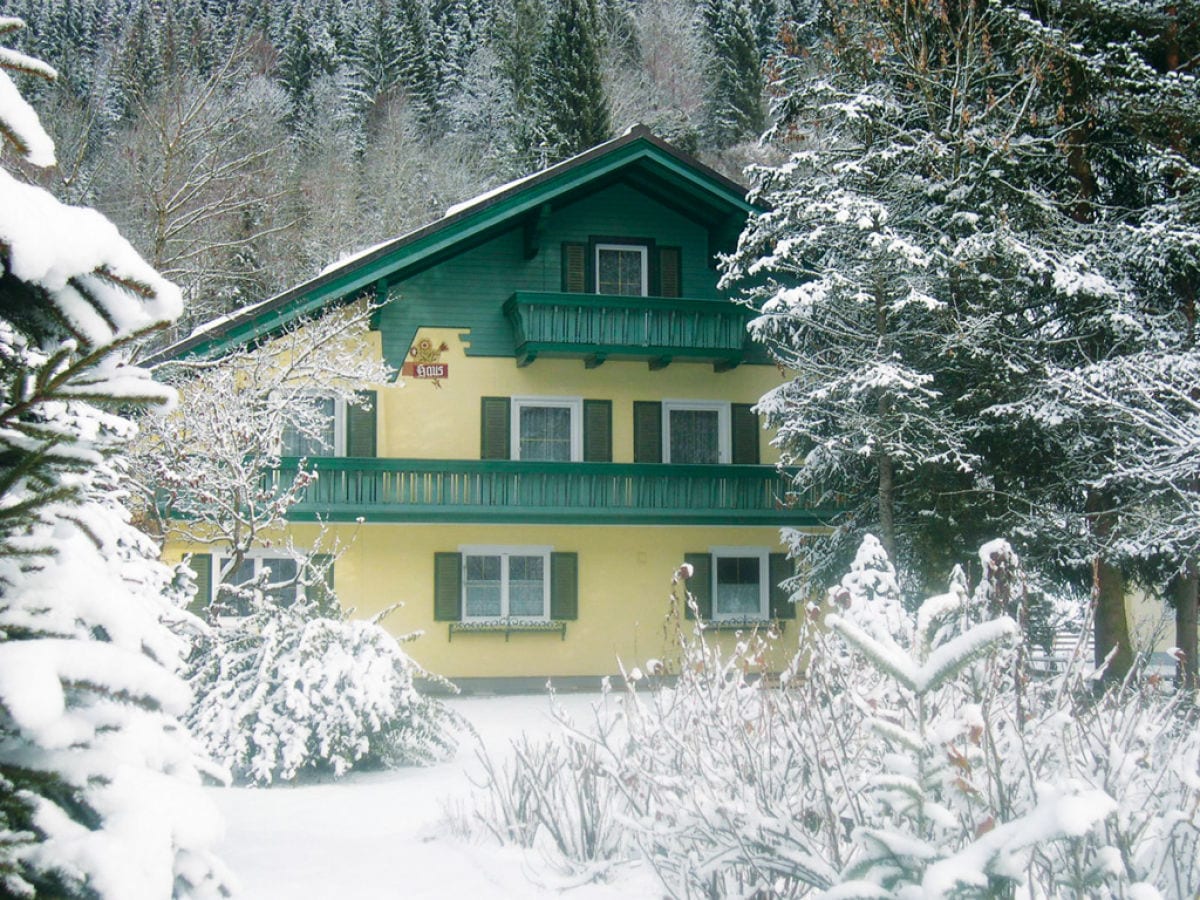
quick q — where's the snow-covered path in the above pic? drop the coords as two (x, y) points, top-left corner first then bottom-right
(209, 692), (659, 899)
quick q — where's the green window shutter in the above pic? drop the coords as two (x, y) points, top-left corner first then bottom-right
(562, 242), (587, 293)
(659, 246), (681, 298)
(769, 553), (796, 620)
(434, 552), (463, 621)
(186, 553), (212, 616)
(683, 553), (712, 620)
(731, 403), (760, 465)
(307, 553), (336, 614)
(480, 397), (511, 460)
(633, 401), (662, 463)
(550, 552), (579, 620)
(345, 390), (377, 458)
(583, 399), (612, 462)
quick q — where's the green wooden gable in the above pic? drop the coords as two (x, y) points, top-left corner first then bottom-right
(151, 126), (762, 369)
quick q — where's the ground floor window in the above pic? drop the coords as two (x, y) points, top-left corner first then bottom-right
(682, 548), (794, 622)
(434, 548), (578, 623)
(213, 554), (302, 615)
(711, 548), (769, 620)
(462, 546), (552, 620)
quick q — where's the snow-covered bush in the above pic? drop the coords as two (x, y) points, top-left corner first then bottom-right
(186, 574), (458, 785)
(0, 18), (231, 898)
(469, 539), (1200, 897)
(470, 695), (630, 874)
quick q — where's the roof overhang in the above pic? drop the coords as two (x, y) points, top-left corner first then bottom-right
(146, 126), (759, 364)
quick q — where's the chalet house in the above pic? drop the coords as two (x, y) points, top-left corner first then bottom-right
(160, 126), (831, 690)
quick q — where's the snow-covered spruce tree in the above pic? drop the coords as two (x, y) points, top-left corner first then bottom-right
(700, 0), (766, 148)
(726, 0), (1159, 607)
(134, 305), (460, 785)
(0, 18), (230, 898)
(533, 0), (612, 163)
(1014, 0), (1200, 683)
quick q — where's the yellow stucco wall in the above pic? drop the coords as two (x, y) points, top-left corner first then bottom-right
(170, 521), (802, 680)
(380, 327), (786, 463)
(163, 321), (808, 682)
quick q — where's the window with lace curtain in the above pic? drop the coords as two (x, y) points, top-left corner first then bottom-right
(595, 243), (648, 296)
(663, 400), (730, 464)
(512, 397), (582, 461)
(711, 548), (769, 620)
(461, 546), (551, 620)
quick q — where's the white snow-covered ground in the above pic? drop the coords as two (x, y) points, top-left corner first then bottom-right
(210, 691), (660, 899)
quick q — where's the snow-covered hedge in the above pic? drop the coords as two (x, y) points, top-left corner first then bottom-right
(470, 538), (1200, 897)
(187, 587), (458, 786)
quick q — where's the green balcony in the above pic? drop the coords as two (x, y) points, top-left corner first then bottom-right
(503, 291), (755, 369)
(270, 458), (831, 526)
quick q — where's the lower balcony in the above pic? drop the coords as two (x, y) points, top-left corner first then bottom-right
(270, 458), (830, 526)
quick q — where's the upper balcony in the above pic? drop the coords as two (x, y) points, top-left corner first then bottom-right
(271, 458), (831, 527)
(503, 291), (755, 370)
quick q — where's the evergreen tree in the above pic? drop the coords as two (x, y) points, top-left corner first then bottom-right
(701, 0), (765, 147)
(338, 2), (401, 150)
(726, 0), (1159, 626)
(491, 0), (548, 165)
(394, 0), (440, 128)
(0, 19), (230, 896)
(533, 0), (611, 162)
(1020, 0), (1200, 682)
(103, 0), (163, 123)
(278, 0), (319, 129)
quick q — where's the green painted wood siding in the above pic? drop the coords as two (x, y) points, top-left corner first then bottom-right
(376, 183), (727, 369)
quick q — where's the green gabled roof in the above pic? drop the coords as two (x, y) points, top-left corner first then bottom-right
(149, 125), (757, 364)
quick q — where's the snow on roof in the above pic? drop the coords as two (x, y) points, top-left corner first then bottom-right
(319, 237), (396, 277)
(441, 127), (652, 219)
(442, 168), (545, 219)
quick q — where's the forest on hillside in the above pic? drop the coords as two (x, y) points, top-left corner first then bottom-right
(0, 0), (802, 336)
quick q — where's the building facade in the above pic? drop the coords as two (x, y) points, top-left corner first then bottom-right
(163, 127), (832, 689)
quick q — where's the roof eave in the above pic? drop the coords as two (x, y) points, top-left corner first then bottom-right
(148, 127), (757, 365)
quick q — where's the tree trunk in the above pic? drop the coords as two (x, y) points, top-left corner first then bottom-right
(1092, 556), (1133, 681)
(1172, 561), (1199, 689)
(878, 448), (896, 564)
(1087, 491), (1133, 681)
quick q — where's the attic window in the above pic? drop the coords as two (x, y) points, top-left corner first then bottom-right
(595, 243), (647, 296)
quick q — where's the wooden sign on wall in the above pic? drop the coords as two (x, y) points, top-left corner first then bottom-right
(402, 338), (450, 387)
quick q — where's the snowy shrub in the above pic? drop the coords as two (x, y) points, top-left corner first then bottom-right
(469, 540), (1200, 898)
(0, 19), (231, 898)
(187, 580), (458, 785)
(471, 695), (630, 873)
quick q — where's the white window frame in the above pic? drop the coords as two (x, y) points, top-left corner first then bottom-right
(212, 550), (308, 613)
(662, 400), (731, 465)
(511, 396), (583, 461)
(709, 546), (770, 621)
(594, 242), (649, 297)
(459, 545), (553, 621)
(279, 393), (347, 457)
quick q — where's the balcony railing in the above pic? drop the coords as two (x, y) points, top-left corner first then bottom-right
(270, 458), (830, 526)
(503, 291), (754, 368)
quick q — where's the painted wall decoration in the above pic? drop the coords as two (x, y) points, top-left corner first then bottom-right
(402, 338), (450, 387)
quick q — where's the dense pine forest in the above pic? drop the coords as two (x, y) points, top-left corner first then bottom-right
(0, 0), (800, 335)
